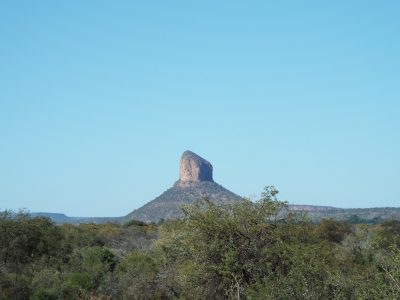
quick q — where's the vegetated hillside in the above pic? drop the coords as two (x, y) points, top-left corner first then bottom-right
(124, 150), (243, 223)
(124, 181), (243, 223)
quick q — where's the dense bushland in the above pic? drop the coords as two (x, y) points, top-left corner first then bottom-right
(1, 187), (400, 299)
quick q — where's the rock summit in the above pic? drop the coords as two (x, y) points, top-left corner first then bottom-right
(177, 150), (214, 187)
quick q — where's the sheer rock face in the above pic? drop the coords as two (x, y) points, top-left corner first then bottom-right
(177, 151), (213, 187)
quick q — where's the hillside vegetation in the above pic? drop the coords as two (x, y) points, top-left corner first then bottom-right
(1, 187), (400, 299)
(125, 181), (243, 223)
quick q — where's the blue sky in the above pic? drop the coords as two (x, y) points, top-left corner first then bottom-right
(1, 1), (399, 216)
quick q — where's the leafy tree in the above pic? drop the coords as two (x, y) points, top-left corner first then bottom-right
(115, 250), (162, 299)
(156, 187), (301, 298)
(374, 220), (400, 249)
(0, 210), (63, 299)
(315, 219), (352, 243)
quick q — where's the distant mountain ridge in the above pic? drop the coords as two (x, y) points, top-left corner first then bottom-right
(289, 205), (340, 212)
(289, 206), (400, 223)
(30, 212), (121, 225)
(31, 206), (400, 225)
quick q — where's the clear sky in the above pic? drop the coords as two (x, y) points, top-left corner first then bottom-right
(1, 1), (399, 216)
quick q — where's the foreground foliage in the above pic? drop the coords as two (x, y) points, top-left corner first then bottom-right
(1, 187), (400, 299)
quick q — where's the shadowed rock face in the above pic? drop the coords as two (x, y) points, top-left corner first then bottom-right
(177, 151), (213, 187)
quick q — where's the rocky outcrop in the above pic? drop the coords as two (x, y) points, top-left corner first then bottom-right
(177, 151), (213, 187)
(125, 150), (242, 223)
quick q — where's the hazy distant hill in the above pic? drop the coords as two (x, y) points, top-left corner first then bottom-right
(30, 212), (121, 225)
(289, 206), (400, 223)
(30, 205), (400, 225)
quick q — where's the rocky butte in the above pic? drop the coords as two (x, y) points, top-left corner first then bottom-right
(176, 150), (214, 187)
(125, 150), (243, 223)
